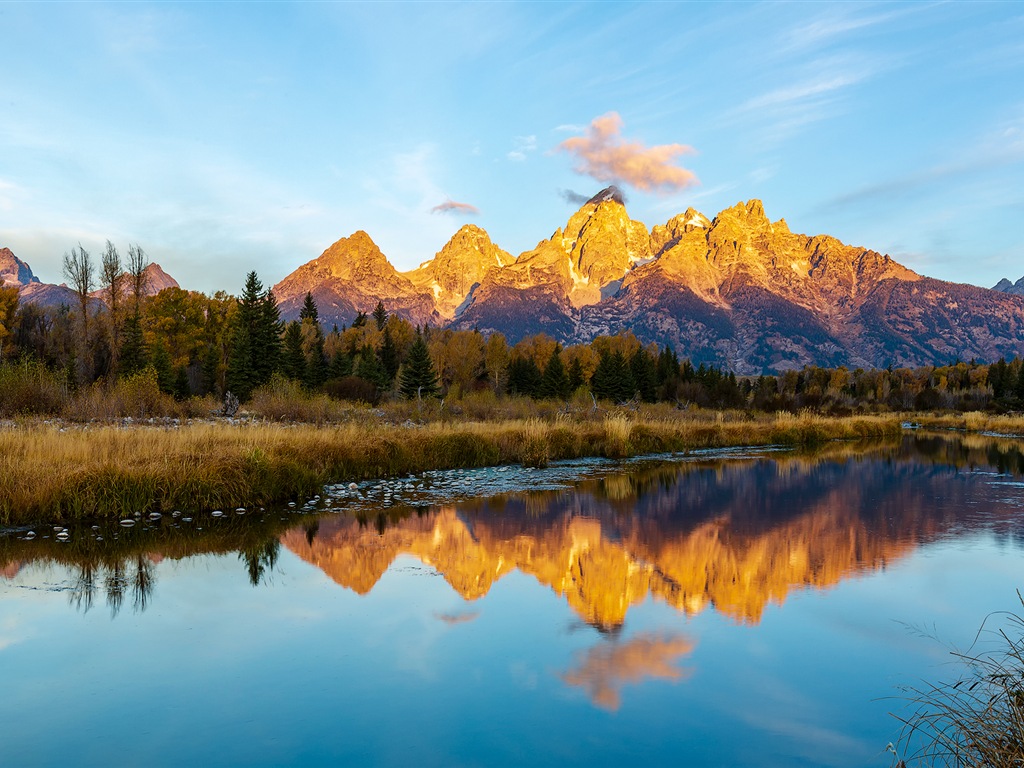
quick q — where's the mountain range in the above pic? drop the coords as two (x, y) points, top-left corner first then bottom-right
(272, 189), (1024, 373)
(4, 191), (1024, 373)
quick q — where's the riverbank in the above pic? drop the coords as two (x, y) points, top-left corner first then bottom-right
(0, 410), (907, 525)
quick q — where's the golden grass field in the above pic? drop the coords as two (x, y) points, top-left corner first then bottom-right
(0, 409), (906, 524)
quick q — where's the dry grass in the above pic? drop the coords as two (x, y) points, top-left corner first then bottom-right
(889, 593), (1024, 767)
(0, 412), (903, 524)
(914, 412), (1024, 437)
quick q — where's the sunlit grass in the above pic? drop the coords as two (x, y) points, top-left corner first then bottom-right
(0, 411), (903, 524)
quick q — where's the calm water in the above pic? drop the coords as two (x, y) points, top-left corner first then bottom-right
(2, 433), (1023, 767)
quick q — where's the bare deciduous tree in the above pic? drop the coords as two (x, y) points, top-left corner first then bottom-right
(101, 240), (123, 356)
(63, 243), (94, 337)
(126, 243), (149, 316)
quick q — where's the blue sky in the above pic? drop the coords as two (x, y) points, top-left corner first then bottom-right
(1, 1), (1021, 294)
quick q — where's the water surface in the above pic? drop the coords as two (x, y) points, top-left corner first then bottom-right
(2, 433), (1023, 767)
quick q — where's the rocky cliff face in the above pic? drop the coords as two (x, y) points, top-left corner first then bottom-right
(273, 230), (440, 328)
(994, 276), (1024, 296)
(405, 224), (514, 320)
(0, 248), (39, 288)
(272, 191), (1024, 370)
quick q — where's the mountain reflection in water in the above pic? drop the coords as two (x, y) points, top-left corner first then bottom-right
(282, 434), (1024, 629)
(3, 433), (1024, 627)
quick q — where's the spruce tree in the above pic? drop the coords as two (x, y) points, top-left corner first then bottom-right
(567, 356), (586, 392)
(151, 339), (174, 394)
(226, 321), (254, 400)
(329, 349), (353, 379)
(200, 342), (220, 395)
(507, 357), (543, 398)
(283, 321), (305, 381)
(118, 312), (147, 377)
(254, 289), (283, 383)
(372, 300), (388, 331)
(630, 347), (658, 402)
(378, 325), (400, 384)
(355, 344), (389, 391)
(172, 365), (191, 401)
(304, 324), (328, 389)
(299, 292), (319, 323)
(399, 331), (439, 398)
(225, 272), (282, 399)
(539, 346), (570, 400)
(591, 351), (634, 403)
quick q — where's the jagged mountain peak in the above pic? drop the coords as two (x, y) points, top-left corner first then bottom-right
(992, 276), (1024, 296)
(585, 185), (626, 206)
(407, 225), (514, 319)
(0, 247), (39, 288)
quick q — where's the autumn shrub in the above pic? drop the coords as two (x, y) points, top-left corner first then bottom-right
(0, 360), (67, 416)
(249, 375), (348, 423)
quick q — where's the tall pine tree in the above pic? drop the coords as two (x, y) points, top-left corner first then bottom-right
(539, 346), (570, 400)
(399, 330), (439, 398)
(225, 272), (282, 400)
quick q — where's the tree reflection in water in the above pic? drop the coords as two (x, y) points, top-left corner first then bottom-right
(68, 556), (155, 617)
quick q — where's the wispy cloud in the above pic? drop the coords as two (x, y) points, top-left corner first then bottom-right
(507, 134), (537, 162)
(818, 113), (1024, 211)
(738, 73), (865, 113)
(430, 199), (480, 215)
(434, 610), (479, 625)
(556, 112), (698, 193)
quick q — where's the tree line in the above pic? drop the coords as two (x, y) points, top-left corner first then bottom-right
(2, 250), (1024, 413)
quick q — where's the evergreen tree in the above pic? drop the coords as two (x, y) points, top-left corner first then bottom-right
(225, 272), (282, 399)
(225, 321), (254, 400)
(399, 331), (439, 398)
(299, 292), (319, 323)
(591, 351), (634, 402)
(538, 346), (571, 400)
(304, 324), (328, 389)
(151, 339), (174, 394)
(378, 325), (400, 383)
(283, 321), (305, 381)
(200, 342), (220, 396)
(254, 289), (283, 383)
(989, 358), (1010, 399)
(629, 347), (658, 402)
(329, 349), (353, 379)
(656, 345), (680, 386)
(172, 365), (191, 401)
(567, 356), (586, 392)
(507, 356), (543, 398)
(1016, 361), (1024, 402)
(118, 312), (147, 377)
(355, 344), (389, 391)
(372, 300), (388, 331)
(351, 311), (368, 328)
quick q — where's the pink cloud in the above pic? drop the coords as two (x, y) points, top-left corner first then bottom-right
(430, 199), (480, 215)
(557, 112), (698, 193)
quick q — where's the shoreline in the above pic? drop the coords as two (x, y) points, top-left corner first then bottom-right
(0, 411), (905, 525)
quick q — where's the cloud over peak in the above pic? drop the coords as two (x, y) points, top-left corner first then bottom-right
(556, 112), (698, 193)
(430, 199), (480, 216)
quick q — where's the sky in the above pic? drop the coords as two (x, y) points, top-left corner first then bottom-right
(1, 1), (1022, 295)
